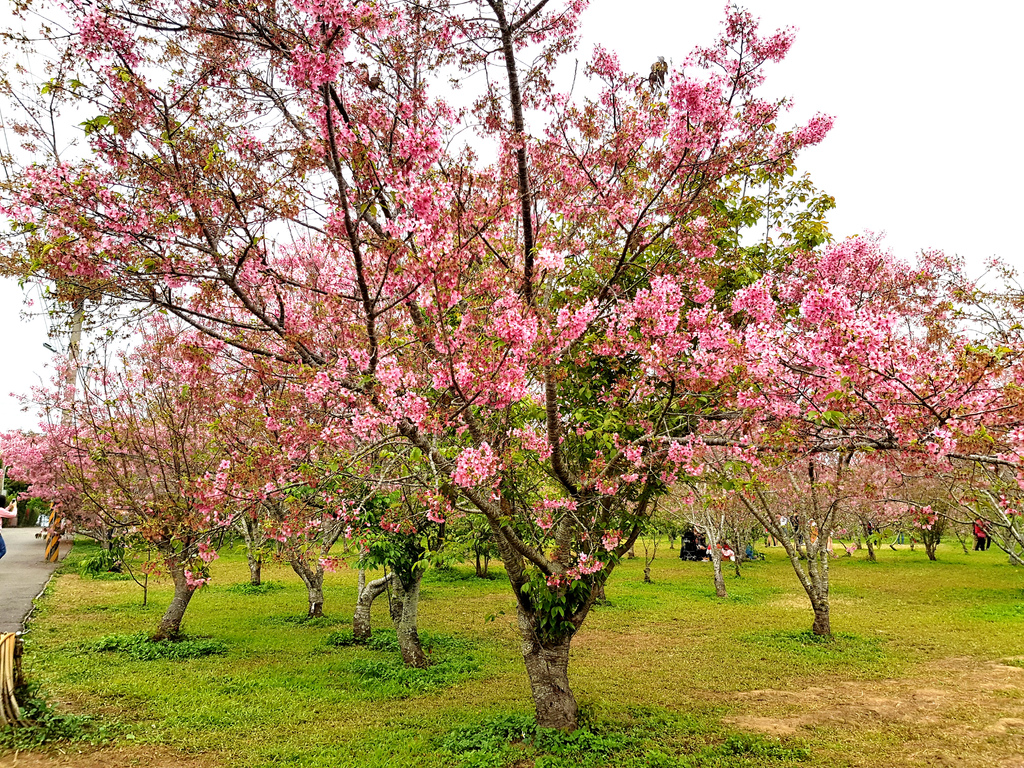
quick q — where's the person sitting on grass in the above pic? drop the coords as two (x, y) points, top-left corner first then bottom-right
(744, 543), (765, 561)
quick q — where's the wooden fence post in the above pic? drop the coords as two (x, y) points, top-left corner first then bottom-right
(0, 632), (25, 726)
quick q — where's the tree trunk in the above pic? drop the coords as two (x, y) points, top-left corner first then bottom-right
(811, 602), (831, 636)
(153, 560), (196, 640)
(354, 569), (393, 641)
(733, 530), (746, 562)
(307, 585), (325, 617)
(475, 548), (490, 578)
(711, 552), (728, 598)
(237, 514), (263, 585)
(864, 533), (876, 562)
(391, 569), (427, 668)
(247, 552), (262, 586)
(955, 530), (970, 555)
(740, 492), (833, 638)
(804, 558), (832, 637)
(518, 609), (578, 730)
(290, 557), (325, 617)
(762, 513), (832, 637)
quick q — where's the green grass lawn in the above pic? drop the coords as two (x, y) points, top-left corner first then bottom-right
(6, 539), (1024, 767)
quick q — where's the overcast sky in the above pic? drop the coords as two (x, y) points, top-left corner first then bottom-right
(2, 0), (1021, 431)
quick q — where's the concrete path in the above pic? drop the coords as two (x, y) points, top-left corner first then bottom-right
(0, 527), (62, 632)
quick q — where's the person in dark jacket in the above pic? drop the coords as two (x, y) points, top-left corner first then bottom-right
(680, 527), (699, 561)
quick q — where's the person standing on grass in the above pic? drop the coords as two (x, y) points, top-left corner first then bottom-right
(974, 519), (991, 551)
(0, 494), (18, 560)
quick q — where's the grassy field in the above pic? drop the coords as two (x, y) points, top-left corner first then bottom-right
(4, 539), (1024, 767)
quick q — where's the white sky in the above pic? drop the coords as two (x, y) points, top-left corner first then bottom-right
(2, 0), (1022, 431)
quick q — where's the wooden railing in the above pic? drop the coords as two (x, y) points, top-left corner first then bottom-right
(0, 632), (24, 726)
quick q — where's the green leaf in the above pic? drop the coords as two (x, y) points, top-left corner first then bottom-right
(81, 115), (112, 135)
(822, 410), (846, 427)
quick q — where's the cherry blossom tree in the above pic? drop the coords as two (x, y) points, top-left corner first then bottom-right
(932, 264), (1024, 565)
(3, 325), (234, 639)
(698, 236), (1024, 635)
(197, 361), (360, 618)
(352, 489), (450, 666)
(937, 455), (1024, 565)
(2, 0), (847, 728)
(235, 507), (271, 587)
(199, 363), (442, 657)
(660, 485), (745, 598)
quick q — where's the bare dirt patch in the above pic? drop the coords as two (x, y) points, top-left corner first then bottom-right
(723, 657), (1024, 767)
(0, 746), (218, 768)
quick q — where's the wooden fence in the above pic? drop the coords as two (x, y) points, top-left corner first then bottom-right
(0, 632), (24, 726)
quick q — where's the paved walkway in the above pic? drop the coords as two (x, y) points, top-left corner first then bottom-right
(0, 527), (63, 632)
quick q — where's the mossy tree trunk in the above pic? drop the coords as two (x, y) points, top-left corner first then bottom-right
(390, 567), (428, 668)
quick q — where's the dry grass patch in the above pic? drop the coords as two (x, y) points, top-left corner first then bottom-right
(723, 658), (1024, 767)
